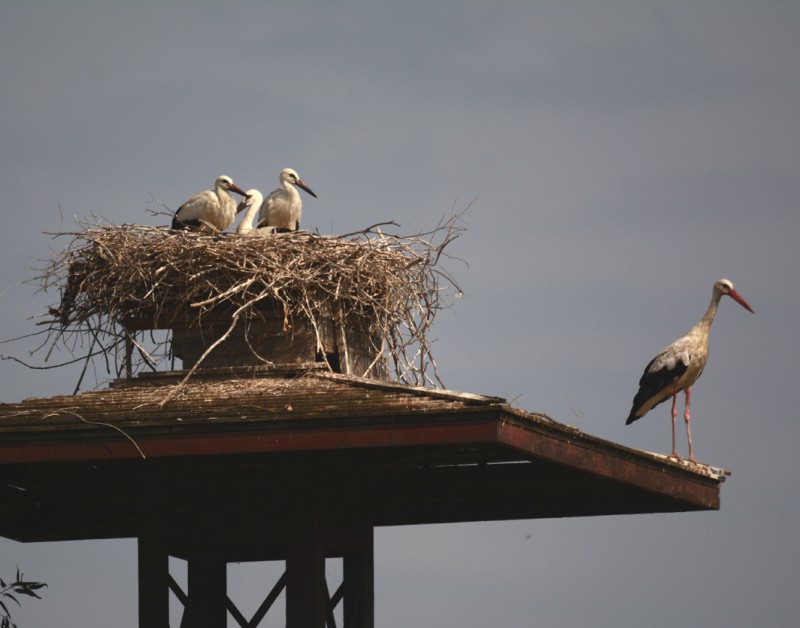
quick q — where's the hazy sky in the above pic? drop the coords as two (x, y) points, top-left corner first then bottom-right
(1, 2), (799, 626)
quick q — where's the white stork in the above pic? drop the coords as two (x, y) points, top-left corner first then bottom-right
(257, 168), (317, 232)
(171, 175), (247, 232)
(235, 190), (275, 236)
(626, 278), (754, 461)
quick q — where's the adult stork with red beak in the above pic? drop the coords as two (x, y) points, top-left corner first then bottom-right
(626, 278), (754, 461)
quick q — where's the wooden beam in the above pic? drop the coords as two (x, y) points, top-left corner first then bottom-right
(247, 571), (287, 628)
(0, 413), (499, 464)
(138, 531), (170, 628)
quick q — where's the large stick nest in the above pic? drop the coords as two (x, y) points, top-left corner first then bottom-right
(26, 216), (465, 393)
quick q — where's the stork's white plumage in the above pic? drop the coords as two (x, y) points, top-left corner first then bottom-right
(171, 175), (247, 232)
(257, 168), (317, 232)
(626, 278), (754, 461)
(235, 190), (275, 236)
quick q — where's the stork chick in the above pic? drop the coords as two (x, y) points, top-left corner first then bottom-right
(236, 190), (275, 236)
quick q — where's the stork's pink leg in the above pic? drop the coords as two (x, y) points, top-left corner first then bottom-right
(684, 387), (695, 461)
(670, 387), (679, 458)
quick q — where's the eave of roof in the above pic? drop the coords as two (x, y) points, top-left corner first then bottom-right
(0, 370), (727, 542)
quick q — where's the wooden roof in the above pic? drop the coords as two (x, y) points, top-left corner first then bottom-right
(0, 369), (726, 546)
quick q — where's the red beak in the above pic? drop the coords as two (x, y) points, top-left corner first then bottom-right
(729, 289), (754, 313)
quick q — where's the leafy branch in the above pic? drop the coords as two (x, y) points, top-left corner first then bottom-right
(1, 569), (47, 628)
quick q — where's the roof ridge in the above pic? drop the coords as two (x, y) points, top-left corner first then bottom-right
(109, 363), (325, 388)
(310, 371), (506, 405)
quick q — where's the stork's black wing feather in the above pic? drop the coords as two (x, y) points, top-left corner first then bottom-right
(171, 215), (201, 230)
(626, 350), (689, 424)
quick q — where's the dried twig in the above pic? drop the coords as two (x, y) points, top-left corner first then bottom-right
(43, 409), (146, 459)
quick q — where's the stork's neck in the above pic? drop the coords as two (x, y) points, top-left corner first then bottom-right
(698, 292), (723, 330)
(237, 202), (259, 234)
(283, 181), (301, 201)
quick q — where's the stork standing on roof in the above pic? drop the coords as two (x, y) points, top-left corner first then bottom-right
(257, 168), (317, 232)
(235, 189), (275, 236)
(626, 278), (754, 461)
(171, 175), (247, 232)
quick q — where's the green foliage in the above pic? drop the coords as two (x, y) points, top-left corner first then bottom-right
(0, 569), (46, 628)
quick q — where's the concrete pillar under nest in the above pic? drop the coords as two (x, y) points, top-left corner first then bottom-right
(121, 297), (389, 380)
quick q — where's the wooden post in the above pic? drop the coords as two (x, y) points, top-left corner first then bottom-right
(286, 507), (327, 628)
(343, 516), (375, 628)
(138, 531), (170, 628)
(181, 552), (227, 628)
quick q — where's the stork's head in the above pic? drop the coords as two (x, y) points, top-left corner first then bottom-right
(236, 189), (264, 214)
(216, 175), (247, 197)
(715, 278), (755, 313)
(280, 168), (317, 198)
